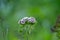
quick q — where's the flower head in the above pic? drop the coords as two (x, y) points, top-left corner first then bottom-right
(18, 19), (25, 25)
(28, 17), (36, 24)
(18, 17), (36, 24)
(23, 17), (28, 22)
(18, 17), (28, 25)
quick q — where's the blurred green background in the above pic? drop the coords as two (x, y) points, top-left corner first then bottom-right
(0, 0), (60, 40)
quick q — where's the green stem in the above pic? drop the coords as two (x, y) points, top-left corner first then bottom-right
(25, 24), (31, 40)
(26, 30), (29, 40)
(21, 24), (32, 40)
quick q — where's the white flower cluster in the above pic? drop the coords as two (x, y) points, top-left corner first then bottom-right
(18, 17), (36, 25)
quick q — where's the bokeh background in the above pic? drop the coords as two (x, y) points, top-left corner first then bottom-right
(0, 0), (60, 40)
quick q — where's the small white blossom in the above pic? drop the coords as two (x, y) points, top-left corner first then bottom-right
(18, 17), (28, 25)
(28, 17), (36, 23)
(23, 17), (28, 21)
(18, 19), (25, 24)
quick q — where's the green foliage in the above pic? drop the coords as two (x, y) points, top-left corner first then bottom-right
(0, 0), (60, 40)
